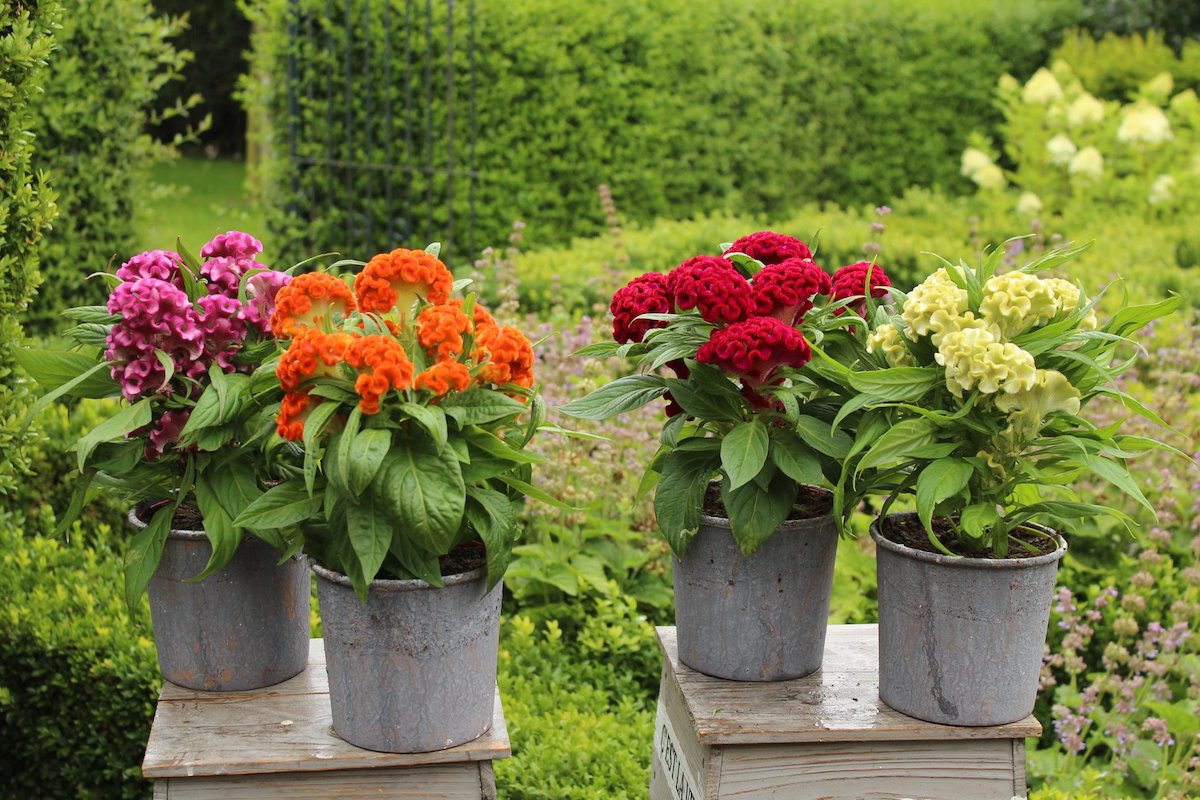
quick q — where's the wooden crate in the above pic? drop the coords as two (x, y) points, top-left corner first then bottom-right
(143, 639), (509, 799)
(650, 625), (1041, 800)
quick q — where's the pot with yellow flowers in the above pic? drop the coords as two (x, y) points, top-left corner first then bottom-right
(234, 244), (548, 753)
(837, 242), (1180, 726)
(564, 231), (894, 681)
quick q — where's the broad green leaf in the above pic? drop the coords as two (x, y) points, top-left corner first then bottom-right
(336, 406), (363, 486)
(654, 449), (718, 558)
(180, 373), (251, 440)
(378, 438), (465, 555)
(77, 399), (153, 471)
(496, 473), (573, 509)
(233, 482), (322, 529)
(347, 493), (392, 586)
(466, 486), (518, 590)
(558, 374), (667, 419)
(52, 470), (97, 537)
(388, 535), (444, 587)
(855, 418), (936, 474)
(15, 349), (118, 399)
(61, 305), (118, 324)
(1078, 454), (1156, 516)
(960, 503), (1000, 541)
(349, 428), (393, 495)
(665, 380), (743, 422)
(795, 415), (852, 459)
(468, 428), (543, 465)
(915, 458), (974, 532)
(770, 429), (824, 485)
(723, 469), (796, 556)
(303, 400), (342, 495)
(847, 366), (942, 402)
(192, 473), (241, 581)
(401, 402), (447, 449)
(124, 504), (173, 613)
(572, 340), (624, 358)
(21, 361), (111, 434)
(720, 420), (769, 489)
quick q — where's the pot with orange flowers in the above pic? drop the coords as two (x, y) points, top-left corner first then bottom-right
(563, 231), (893, 681)
(234, 243), (551, 753)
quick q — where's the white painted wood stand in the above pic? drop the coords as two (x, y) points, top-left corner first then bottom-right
(650, 625), (1041, 800)
(143, 639), (509, 799)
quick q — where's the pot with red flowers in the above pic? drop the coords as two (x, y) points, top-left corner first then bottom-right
(19, 231), (310, 692)
(563, 231), (893, 681)
(232, 244), (556, 753)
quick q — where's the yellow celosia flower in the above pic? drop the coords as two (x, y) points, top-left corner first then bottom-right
(1117, 104), (1173, 145)
(866, 323), (916, 367)
(1067, 93), (1105, 127)
(979, 271), (1057, 338)
(1046, 134), (1077, 166)
(1069, 146), (1104, 183)
(976, 449), (1006, 475)
(1042, 277), (1098, 330)
(1023, 68), (1064, 104)
(901, 268), (975, 345)
(935, 328), (1037, 398)
(995, 369), (1082, 436)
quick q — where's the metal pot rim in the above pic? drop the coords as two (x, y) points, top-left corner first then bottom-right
(870, 512), (1067, 569)
(310, 559), (485, 592)
(129, 502), (206, 537)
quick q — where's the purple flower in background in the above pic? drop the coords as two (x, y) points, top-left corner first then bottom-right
(201, 230), (263, 261)
(115, 250), (184, 287)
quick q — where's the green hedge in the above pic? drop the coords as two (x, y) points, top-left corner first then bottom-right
(23, 0), (190, 332)
(0, 3), (60, 501)
(245, 0), (1080, 264)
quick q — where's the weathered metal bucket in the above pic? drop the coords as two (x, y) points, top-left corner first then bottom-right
(872, 514), (1066, 726)
(134, 507), (310, 692)
(312, 562), (502, 753)
(673, 506), (839, 681)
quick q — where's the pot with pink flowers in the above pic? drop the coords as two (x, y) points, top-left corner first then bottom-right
(19, 231), (310, 691)
(564, 231), (893, 681)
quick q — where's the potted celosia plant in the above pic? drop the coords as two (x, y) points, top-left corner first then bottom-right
(839, 241), (1181, 726)
(19, 231), (309, 692)
(563, 231), (892, 681)
(234, 244), (546, 753)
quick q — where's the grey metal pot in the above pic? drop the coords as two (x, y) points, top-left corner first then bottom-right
(872, 513), (1067, 726)
(312, 562), (503, 753)
(133, 506), (310, 692)
(673, 505), (839, 681)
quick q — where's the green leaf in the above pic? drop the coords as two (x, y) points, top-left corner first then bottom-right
(855, 418), (936, 474)
(192, 473), (241, 581)
(348, 428), (392, 495)
(795, 415), (852, 459)
(466, 486), (518, 590)
(52, 470), (97, 537)
(847, 366), (942, 402)
(61, 305), (118, 324)
(664, 379), (743, 422)
(723, 469), (796, 556)
(302, 400), (342, 495)
(573, 341), (624, 358)
(124, 504), (173, 613)
(960, 503), (1000, 541)
(400, 402), (448, 449)
(654, 449), (718, 557)
(770, 429), (824, 485)
(468, 428), (543, 465)
(233, 482), (322, 529)
(346, 493), (393, 588)
(558, 374), (667, 419)
(77, 399), (153, 471)
(153, 350), (176, 393)
(21, 361), (111, 435)
(439, 388), (528, 428)
(720, 419), (769, 489)
(915, 458), (974, 532)
(496, 473), (574, 510)
(1078, 454), (1156, 516)
(388, 535), (444, 587)
(15, 349), (117, 399)
(378, 438), (465, 555)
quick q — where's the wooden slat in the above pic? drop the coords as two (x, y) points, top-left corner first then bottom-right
(657, 626), (1042, 746)
(161, 763), (485, 799)
(144, 639), (510, 778)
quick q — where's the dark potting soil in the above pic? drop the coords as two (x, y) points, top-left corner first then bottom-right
(438, 540), (488, 577)
(881, 515), (1059, 559)
(135, 500), (205, 531)
(702, 482), (833, 521)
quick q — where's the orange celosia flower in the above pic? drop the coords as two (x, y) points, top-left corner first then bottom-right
(416, 301), (473, 361)
(277, 390), (314, 441)
(344, 335), (414, 414)
(353, 248), (453, 317)
(276, 329), (353, 392)
(269, 273), (357, 338)
(415, 360), (472, 398)
(472, 301), (496, 331)
(476, 325), (535, 390)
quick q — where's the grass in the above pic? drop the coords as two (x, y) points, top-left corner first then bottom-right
(134, 157), (265, 253)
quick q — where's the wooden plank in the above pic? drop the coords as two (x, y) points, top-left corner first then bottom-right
(144, 638), (510, 778)
(1012, 738), (1028, 797)
(715, 738), (1021, 800)
(656, 626), (1042, 746)
(159, 762), (487, 799)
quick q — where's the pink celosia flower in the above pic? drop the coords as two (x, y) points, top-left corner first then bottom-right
(752, 258), (832, 325)
(146, 409), (191, 459)
(115, 250), (184, 286)
(723, 231), (812, 266)
(243, 270), (293, 335)
(105, 278), (205, 400)
(668, 256), (759, 325)
(201, 230), (263, 261)
(201, 256), (263, 298)
(197, 294), (249, 371)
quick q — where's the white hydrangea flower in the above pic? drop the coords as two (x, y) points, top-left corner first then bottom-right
(1170, 89), (1198, 113)
(961, 147), (993, 178)
(1016, 192), (1043, 217)
(1118, 104), (1173, 145)
(1046, 134), (1077, 166)
(997, 74), (1021, 95)
(1143, 72), (1174, 105)
(1067, 93), (1105, 127)
(1069, 146), (1104, 182)
(1148, 174), (1176, 206)
(972, 164), (1006, 190)
(1023, 68), (1063, 104)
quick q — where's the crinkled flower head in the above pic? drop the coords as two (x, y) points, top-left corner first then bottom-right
(415, 360), (472, 398)
(723, 231), (812, 266)
(201, 256), (268, 299)
(696, 316), (812, 391)
(345, 335), (415, 414)
(668, 256), (759, 325)
(277, 329), (354, 392)
(1023, 68), (1063, 104)
(243, 270), (292, 335)
(196, 293), (249, 371)
(354, 248), (453, 317)
(277, 390), (315, 441)
(417, 301), (474, 361)
(1042, 277), (1098, 331)
(961, 148), (993, 179)
(1069, 146), (1104, 182)
(270, 272), (357, 337)
(935, 328), (1037, 398)
(900, 268), (984, 346)
(995, 368), (1081, 437)
(1067, 93), (1105, 127)
(146, 409), (191, 459)
(866, 323), (916, 367)
(476, 325), (535, 392)
(830, 262), (891, 315)
(979, 271), (1057, 339)
(105, 278), (205, 401)
(201, 230), (263, 261)
(116, 250), (185, 286)
(1046, 134), (1077, 166)
(1118, 104), (1172, 145)
(752, 258), (831, 326)
(610, 272), (672, 344)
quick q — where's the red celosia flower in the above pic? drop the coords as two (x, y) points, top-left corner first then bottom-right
(417, 301), (473, 361)
(415, 360), (472, 397)
(610, 272), (672, 344)
(277, 390), (315, 441)
(269, 272), (357, 338)
(723, 231), (812, 266)
(345, 335), (415, 414)
(354, 248), (453, 317)
(668, 256), (759, 325)
(476, 325), (535, 391)
(752, 258), (832, 326)
(276, 329), (353, 392)
(663, 359), (689, 418)
(696, 317), (812, 391)
(830, 261), (891, 316)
